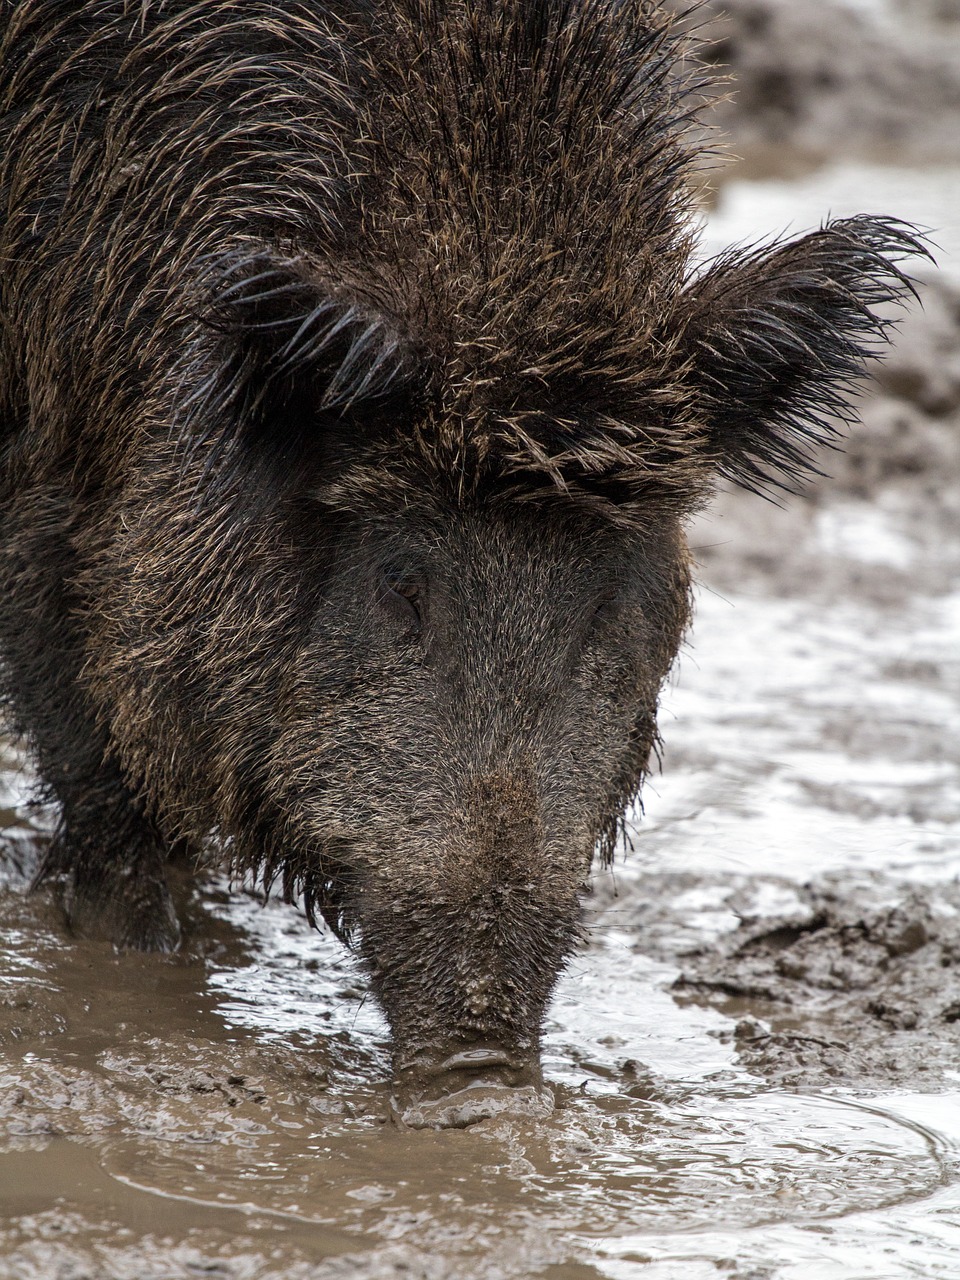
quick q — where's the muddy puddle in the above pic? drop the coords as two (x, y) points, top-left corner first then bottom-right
(4, 82), (960, 1280)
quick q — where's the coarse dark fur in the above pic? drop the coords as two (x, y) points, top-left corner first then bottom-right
(0, 0), (926, 1081)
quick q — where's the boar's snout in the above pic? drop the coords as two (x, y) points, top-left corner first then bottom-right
(354, 771), (587, 1109)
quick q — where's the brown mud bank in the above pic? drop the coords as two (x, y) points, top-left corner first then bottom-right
(691, 0), (960, 173)
(676, 885), (960, 1091)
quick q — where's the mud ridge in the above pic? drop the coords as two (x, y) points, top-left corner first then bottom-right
(675, 882), (960, 1090)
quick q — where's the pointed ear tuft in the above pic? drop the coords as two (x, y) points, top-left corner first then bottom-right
(174, 248), (414, 487)
(678, 216), (931, 495)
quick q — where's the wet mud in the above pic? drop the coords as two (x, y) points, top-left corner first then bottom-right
(3, 3), (960, 1277)
(694, 0), (960, 171)
(2, 816), (959, 1279)
(676, 887), (960, 1090)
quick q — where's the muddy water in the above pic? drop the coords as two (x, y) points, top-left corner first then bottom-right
(2, 173), (960, 1277)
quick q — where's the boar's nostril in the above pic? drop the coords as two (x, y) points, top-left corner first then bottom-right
(395, 1039), (543, 1095)
(431, 1047), (516, 1075)
(395, 1043), (521, 1079)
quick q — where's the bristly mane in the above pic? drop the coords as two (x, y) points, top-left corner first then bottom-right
(353, 0), (721, 515)
(359, 0), (706, 390)
(2, 1), (921, 517)
(169, 0), (924, 520)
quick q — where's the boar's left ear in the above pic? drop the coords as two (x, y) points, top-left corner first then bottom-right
(677, 216), (930, 495)
(182, 248), (411, 470)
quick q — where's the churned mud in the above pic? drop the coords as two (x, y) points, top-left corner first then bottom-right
(3, 5), (960, 1277)
(676, 886), (960, 1090)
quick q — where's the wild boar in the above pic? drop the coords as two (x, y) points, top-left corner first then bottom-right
(0, 0), (923, 1116)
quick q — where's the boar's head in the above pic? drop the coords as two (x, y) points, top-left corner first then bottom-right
(268, 461), (693, 1094)
(83, 0), (924, 1114)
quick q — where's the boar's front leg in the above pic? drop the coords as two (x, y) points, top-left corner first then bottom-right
(41, 759), (181, 953)
(1, 481), (180, 951)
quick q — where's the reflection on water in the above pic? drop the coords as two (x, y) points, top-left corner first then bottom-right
(590, 1099), (960, 1280)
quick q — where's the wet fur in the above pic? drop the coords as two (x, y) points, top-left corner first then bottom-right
(0, 1), (925, 1066)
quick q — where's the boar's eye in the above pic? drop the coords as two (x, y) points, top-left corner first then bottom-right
(592, 586), (620, 625)
(378, 570), (422, 638)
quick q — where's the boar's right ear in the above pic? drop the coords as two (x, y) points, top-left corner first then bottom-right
(677, 216), (929, 495)
(182, 249), (411, 470)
